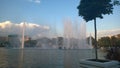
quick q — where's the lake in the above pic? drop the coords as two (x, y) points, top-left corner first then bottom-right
(0, 48), (106, 68)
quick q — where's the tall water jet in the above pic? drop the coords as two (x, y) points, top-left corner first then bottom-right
(21, 22), (25, 49)
(63, 19), (73, 49)
(63, 19), (91, 49)
(89, 34), (93, 48)
(78, 20), (88, 49)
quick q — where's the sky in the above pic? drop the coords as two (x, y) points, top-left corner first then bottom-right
(0, 0), (120, 38)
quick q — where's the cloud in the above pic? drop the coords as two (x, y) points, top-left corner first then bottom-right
(29, 0), (40, 4)
(87, 29), (120, 38)
(34, 0), (40, 3)
(97, 29), (120, 37)
(0, 21), (50, 39)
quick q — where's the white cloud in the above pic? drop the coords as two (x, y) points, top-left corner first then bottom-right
(97, 29), (120, 37)
(29, 0), (40, 4)
(0, 21), (50, 39)
(34, 0), (40, 3)
(87, 29), (120, 38)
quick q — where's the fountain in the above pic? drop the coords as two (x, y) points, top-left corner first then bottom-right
(0, 21), (110, 68)
(89, 34), (93, 49)
(3, 20), (92, 49)
(22, 19), (92, 49)
(63, 19), (92, 49)
(21, 22), (25, 49)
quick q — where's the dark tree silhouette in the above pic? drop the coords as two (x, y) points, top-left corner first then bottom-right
(77, 0), (120, 60)
(98, 36), (111, 47)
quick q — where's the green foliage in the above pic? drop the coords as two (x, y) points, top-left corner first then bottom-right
(98, 37), (111, 47)
(77, 0), (120, 60)
(98, 35), (120, 61)
(106, 47), (120, 61)
(113, 0), (120, 5)
(77, 0), (115, 22)
(98, 34), (120, 48)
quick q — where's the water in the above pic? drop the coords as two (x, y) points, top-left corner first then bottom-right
(0, 20), (105, 68)
(0, 48), (106, 68)
(63, 19), (92, 49)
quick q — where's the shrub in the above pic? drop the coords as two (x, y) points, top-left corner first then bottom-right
(105, 47), (120, 61)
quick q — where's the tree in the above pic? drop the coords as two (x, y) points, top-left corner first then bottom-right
(77, 0), (120, 60)
(117, 34), (120, 38)
(110, 35), (120, 47)
(111, 36), (117, 46)
(97, 34), (120, 48)
(98, 36), (111, 47)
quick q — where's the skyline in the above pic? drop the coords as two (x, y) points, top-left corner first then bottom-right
(0, 0), (120, 38)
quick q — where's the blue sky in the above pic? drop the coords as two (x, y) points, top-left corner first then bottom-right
(0, 0), (79, 23)
(0, 0), (120, 37)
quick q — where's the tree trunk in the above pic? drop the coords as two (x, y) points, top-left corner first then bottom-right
(94, 18), (98, 60)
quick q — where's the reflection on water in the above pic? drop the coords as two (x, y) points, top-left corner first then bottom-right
(0, 48), (8, 68)
(0, 48), (106, 68)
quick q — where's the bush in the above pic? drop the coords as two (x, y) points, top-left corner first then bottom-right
(105, 47), (120, 61)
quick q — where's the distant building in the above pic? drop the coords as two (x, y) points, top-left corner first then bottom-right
(8, 34), (21, 48)
(36, 37), (52, 49)
(57, 37), (63, 49)
(0, 36), (8, 42)
(0, 36), (8, 47)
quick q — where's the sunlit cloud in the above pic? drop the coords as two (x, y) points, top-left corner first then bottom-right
(0, 21), (12, 29)
(97, 29), (120, 37)
(0, 21), (50, 39)
(87, 29), (120, 38)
